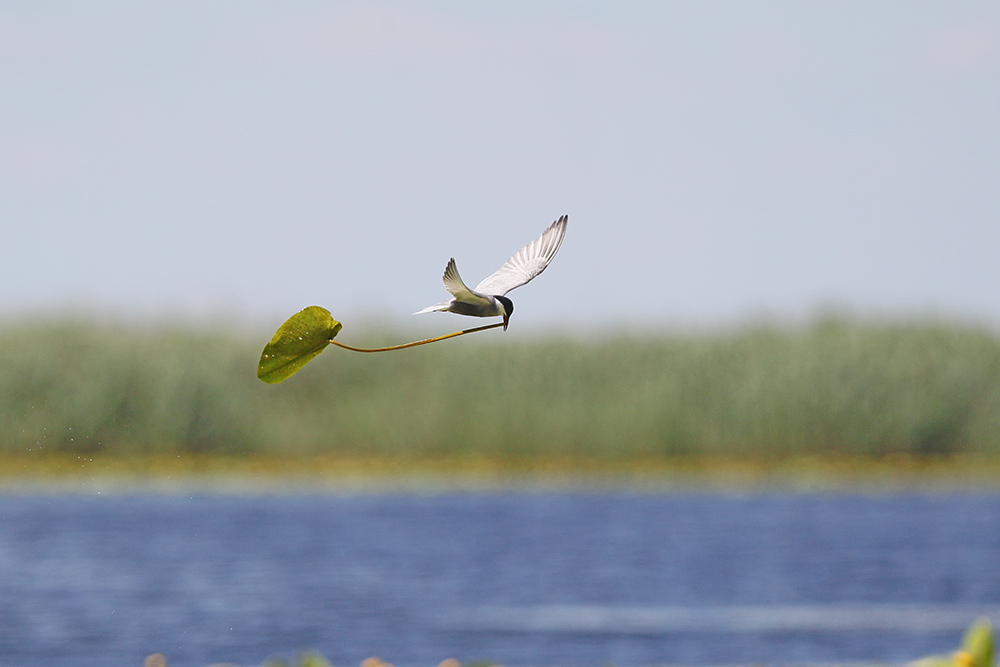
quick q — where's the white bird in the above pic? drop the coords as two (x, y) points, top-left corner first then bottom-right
(414, 215), (568, 330)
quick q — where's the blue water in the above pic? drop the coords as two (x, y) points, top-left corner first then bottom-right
(1, 492), (999, 667)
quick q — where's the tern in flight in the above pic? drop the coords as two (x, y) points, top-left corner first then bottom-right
(414, 215), (568, 330)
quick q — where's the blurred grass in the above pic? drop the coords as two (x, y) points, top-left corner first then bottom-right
(2, 316), (1000, 466)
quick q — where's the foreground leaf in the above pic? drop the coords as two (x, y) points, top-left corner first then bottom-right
(257, 306), (342, 383)
(911, 618), (995, 667)
(961, 617), (994, 667)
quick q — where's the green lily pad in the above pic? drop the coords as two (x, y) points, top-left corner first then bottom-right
(257, 306), (342, 383)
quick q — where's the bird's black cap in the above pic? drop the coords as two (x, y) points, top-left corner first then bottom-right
(496, 295), (514, 330)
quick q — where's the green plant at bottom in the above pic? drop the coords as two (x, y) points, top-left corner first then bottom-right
(912, 618), (995, 667)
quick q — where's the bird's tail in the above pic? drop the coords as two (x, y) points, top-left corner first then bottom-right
(412, 301), (451, 315)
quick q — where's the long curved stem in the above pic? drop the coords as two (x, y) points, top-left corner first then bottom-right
(329, 321), (504, 353)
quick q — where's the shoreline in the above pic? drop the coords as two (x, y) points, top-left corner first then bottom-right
(2, 453), (1000, 495)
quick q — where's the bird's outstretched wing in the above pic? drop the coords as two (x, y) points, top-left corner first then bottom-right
(412, 259), (493, 314)
(442, 258), (493, 306)
(473, 215), (568, 297)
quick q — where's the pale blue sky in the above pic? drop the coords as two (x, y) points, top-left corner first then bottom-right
(3, 3), (998, 331)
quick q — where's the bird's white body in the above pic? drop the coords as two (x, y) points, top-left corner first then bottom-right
(414, 215), (568, 329)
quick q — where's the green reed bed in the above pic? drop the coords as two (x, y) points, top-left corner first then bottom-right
(2, 317), (999, 460)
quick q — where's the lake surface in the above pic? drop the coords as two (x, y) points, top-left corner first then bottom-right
(1, 491), (999, 667)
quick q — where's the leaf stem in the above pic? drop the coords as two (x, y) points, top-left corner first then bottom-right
(329, 321), (504, 353)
